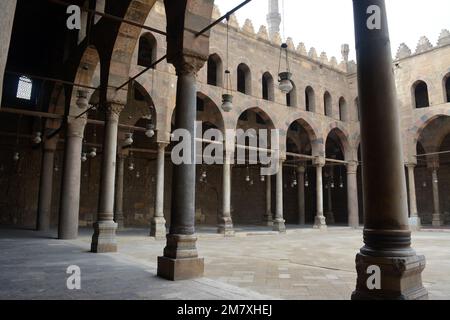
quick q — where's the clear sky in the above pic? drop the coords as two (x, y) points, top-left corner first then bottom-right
(214, 0), (450, 61)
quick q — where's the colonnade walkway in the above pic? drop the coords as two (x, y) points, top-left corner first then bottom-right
(1, 227), (449, 300)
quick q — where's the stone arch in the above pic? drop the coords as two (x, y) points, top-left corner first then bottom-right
(207, 53), (223, 87)
(237, 63), (252, 95)
(412, 80), (430, 109)
(286, 118), (319, 155)
(411, 111), (450, 145)
(120, 81), (156, 129)
(262, 72), (274, 101)
(415, 114), (450, 154)
(106, 0), (159, 97)
(324, 91), (332, 117)
(324, 125), (351, 161)
(138, 32), (158, 68)
(305, 86), (316, 112)
(196, 91), (225, 134)
(236, 107), (276, 130)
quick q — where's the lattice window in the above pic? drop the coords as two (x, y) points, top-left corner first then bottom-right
(16, 76), (32, 100)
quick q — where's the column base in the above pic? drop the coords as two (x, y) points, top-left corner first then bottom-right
(408, 217), (422, 231)
(352, 252), (428, 300)
(263, 214), (273, 226)
(115, 216), (125, 231)
(91, 221), (118, 253)
(325, 212), (335, 225)
(273, 219), (286, 233)
(313, 216), (327, 230)
(217, 216), (234, 236)
(158, 234), (204, 281)
(157, 256), (205, 281)
(432, 214), (443, 227)
(150, 217), (167, 240)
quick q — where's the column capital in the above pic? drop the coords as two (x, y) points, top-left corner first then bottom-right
(173, 53), (207, 76)
(346, 161), (359, 174)
(313, 156), (326, 167)
(103, 102), (125, 116)
(66, 117), (87, 139)
(76, 90), (89, 109)
(157, 141), (170, 149)
(405, 162), (417, 169)
(296, 165), (306, 174)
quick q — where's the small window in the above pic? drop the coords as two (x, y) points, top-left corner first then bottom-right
(197, 97), (205, 112)
(413, 81), (430, 108)
(324, 91), (332, 116)
(16, 76), (32, 100)
(445, 75), (450, 103)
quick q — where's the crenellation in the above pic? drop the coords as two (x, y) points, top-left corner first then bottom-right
(242, 18), (255, 35)
(308, 47), (318, 60)
(396, 43), (412, 60)
(257, 25), (269, 41)
(296, 42), (307, 56)
(438, 29), (450, 47)
(415, 36), (434, 54)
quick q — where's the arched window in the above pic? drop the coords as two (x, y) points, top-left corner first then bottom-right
(237, 63), (251, 95)
(207, 54), (223, 87)
(339, 97), (347, 122)
(16, 76), (32, 100)
(262, 72), (274, 101)
(287, 82), (297, 107)
(305, 86), (315, 112)
(413, 81), (430, 108)
(138, 33), (157, 68)
(444, 74), (450, 103)
(324, 91), (332, 117)
(355, 97), (360, 121)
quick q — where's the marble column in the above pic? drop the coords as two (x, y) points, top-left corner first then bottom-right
(406, 163), (421, 230)
(347, 161), (360, 228)
(157, 56), (205, 281)
(151, 143), (168, 239)
(296, 165), (306, 225)
(58, 92), (88, 239)
(37, 133), (58, 231)
(273, 159), (286, 232)
(431, 167), (442, 227)
(91, 102), (123, 253)
(264, 175), (273, 226)
(114, 154), (125, 230)
(351, 0), (427, 300)
(218, 153), (234, 236)
(313, 158), (326, 229)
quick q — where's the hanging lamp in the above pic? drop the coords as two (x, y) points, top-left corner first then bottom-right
(145, 123), (155, 138)
(304, 169), (309, 187)
(81, 152), (88, 162)
(221, 15), (233, 112)
(124, 132), (134, 146)
(277, 0), (293, 94)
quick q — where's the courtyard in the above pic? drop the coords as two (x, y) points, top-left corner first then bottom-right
(1, 227), (449, 300)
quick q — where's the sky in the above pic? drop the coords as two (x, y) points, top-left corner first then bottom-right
(214, 0), (450, 61)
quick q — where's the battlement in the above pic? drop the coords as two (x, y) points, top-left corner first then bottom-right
(212, 5), (355, 74)
(395, 29), (450, 60)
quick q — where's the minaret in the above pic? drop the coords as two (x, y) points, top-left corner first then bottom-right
(267, 0), (281, 39)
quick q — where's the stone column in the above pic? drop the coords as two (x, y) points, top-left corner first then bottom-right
(151, 142), (168, 239)
(58, 93), (88, 239)
(313, 158), (326, 229)
(114, 153), (125, 230)
(264, 175), (273, 226)
(325, 170), (335, 224)
(347, 161), (360, 228)
(91, 102), (123, 253)
(37, 133), (58, 231)
(273, 159), (286, 232)
(406, 163), (421, 230)
(218, 152), (234, 236)
(0, 0), (17, 105)
(296, 165), (306, 225)
(431, 167), (442, 227)
(351, 0), (427, 300)
(157, 56), (205, 281)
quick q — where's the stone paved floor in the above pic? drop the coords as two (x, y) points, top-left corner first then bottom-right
(0, 226), (449, 300)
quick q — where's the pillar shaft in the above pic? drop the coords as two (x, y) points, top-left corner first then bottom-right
(297, 166), (306, 225)
(431, 168), (442, 227)
(407, 164), (421, 230)
(314, 161), (326, 229)
(91, 103), (123, 253)
(151, 143), (168, 239)
(37, 136), (57, 231)
(218, 156), (234, 235)
(264, 175), (273, 225)
(351, 0), (427, 300)
(114, 154), (125, 230)
(158, 57), (205, 281)
(273, 160), (286, 232)
(58, 92), (88, 240)
(347, 162), (359, 228)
